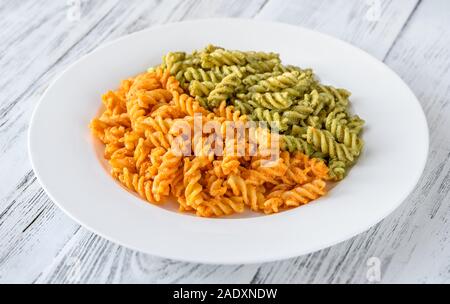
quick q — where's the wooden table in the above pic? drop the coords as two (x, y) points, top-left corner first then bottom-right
(1, 0), (449, 284)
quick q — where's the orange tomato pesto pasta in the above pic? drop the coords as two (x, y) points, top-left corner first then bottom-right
(90, 68), (331, 217)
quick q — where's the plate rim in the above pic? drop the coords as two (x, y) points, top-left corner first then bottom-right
(28, 18), (429, 264)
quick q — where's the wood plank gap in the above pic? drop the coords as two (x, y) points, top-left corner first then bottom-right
(21, 208), (46, 233)
(253, 0), (271, 18)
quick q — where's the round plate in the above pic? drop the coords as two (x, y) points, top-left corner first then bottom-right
(29, 19), (428, 264)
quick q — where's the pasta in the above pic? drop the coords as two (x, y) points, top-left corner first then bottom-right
(248, 71), (301, 93)
(154, 45), (364, 169)
(207, 73), (242, 108)
(183, 157), (206, 209)
(152, 149), (182, 201)
(183, 67), (224, 83)
(277, 179), (327, 209)
(252, 108), (289, 131)
(90, 45), (365, 217)
(305, 127), (357, 162)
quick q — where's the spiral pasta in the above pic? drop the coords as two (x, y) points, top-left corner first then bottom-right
(201, 49), (247, 68)
(250, 92), (293, 110)
(171, 90), (208, 117)
(152, 149), (182, 201)
(183, 157), (206, 209)
(183, 67), (224, 83)
(248, 71), (300, 93)
(214, 101), (247, 123)
(207, 73), (242, 108)
(152, 47), (365, 175)
(276, 179), (326, 210)
(196, 195), (245, 217)
(304, 127), (357, 162)
(281, 135), (315, 155)
(255, 110), (287, 131)
(328, 159), (348, 181)
(91, 45), (365, 218)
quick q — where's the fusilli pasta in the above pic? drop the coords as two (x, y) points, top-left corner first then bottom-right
(90, 45), (365, 218)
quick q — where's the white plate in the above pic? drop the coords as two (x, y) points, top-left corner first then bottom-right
(29, 19), (428, 264)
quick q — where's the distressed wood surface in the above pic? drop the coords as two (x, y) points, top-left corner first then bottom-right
(0, 0), (449, 284)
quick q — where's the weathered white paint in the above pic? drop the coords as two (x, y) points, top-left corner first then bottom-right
(1, 0), (449, 284)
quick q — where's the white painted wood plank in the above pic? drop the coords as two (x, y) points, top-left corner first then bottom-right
(0, 180), (81, 283)
(0, 0), (268, 284)
(256, 0), (419, 60)
(375, 0), (450, 283)
(249, 0), (450, 284)
(29, 0), (425, 284)
(0, 0), (126, 283)
(2, 0), (449, 284)
(35, 229), (259, 284)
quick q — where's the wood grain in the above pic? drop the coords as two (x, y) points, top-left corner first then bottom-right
(256, 0), (420, 59)
(1, 0), (449, 284)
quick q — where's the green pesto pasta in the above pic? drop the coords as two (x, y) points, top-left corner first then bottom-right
(252, 108), (289, 132)
(153, 45), (365, 180)
(189, 80), (216, 97)
(282, 105), (314, 123)
(183, 67), (224, 83)
(248, 71), (300, 93)
(243, 72), (281, 86)
(249, 91), (294, 110)
(232, 99), (254, 115)
(207, 73), (242, 108)
(304, 127), (357, 163)
(281, 135), (315, 155)
(328, 159), (348, 181)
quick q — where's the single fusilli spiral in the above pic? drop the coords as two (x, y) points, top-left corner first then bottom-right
(248, 71), (300, 93)
(207, 73), (242, 108)
(278, 179), (326, 208)
(251, 108), (289, 131)
(183, 67), (224, 83)
(250, 92), (293, 110)
(152, 149), (182, 201)
(117, 167), (157, 203)
(316, 84), (351, 107)
(196, 196), (245, 217)
(328, 159), (347, 181)
(201, 49), (247, 68)
(184, 157), (208, 208)
(281, 135), (315, 155)
(305, 127), (357, 162)
(325, 112), (363, 153)
(243, 72), (280, 87)
(188, 80), (216, 97)
(281, 105), (314, 123)
(347, 115), (365, 135)
(212, 65), (247, 78)
(171, 91), (209, 116)
(246, 59), (280, 73)
(135, 116), (173, 135)
(206, 176), (228, 197)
